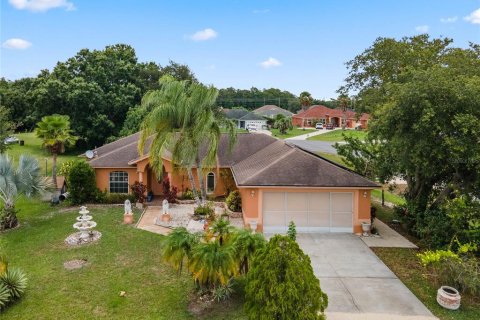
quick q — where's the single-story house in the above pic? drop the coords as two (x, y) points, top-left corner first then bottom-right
(222, 108), (267, 130)
(253, 105), (293, 118)
(88, 133), (378, 234)
(292, 105), (370, 129)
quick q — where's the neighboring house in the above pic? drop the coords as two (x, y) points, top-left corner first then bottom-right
(223, 108), (268, 129)
(88, 133), (378, 234)
(253, 105), (293, 118)
(292, 105), (370, 129)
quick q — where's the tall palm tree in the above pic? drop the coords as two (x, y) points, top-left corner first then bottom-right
(161, 227), (200, 275)
(0, 155), (50, 230)
(139, 76), (236, 205)
(210, 218), (235, 246)
(35, 114), (78, 189)
(299, 91), (313, 112)
(232, 228), (266, 274)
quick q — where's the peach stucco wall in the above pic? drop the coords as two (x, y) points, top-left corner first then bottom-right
(240, 187), (372, 233)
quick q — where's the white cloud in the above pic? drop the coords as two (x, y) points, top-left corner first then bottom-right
(2, 38), (32, 49)
(260, 57), (282, 69)
(464, 8), (480, 24)
(440, 16), (458, 23)
(9, 0), (75, 12)
(205, 64), (216, 70)
(253, 9), (270, 14)
(415, 25), (430, 33)
(190, 28), (218, 41)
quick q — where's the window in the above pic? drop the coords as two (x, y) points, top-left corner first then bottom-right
(206, 172), (215, 194)
(110, 171), (129, 193)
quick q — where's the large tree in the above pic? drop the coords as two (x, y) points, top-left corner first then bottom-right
(0, 107), (14, 154)
(245, 235), (328, 320)
(339, 35), (480, 216)
(139, 76), (236, 204)
(35, 114), (78, 189)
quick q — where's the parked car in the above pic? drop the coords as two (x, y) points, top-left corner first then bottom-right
(315, 123), (323, 130)
(3, 136), (19, 144)
(246, 124), (257, 131)
(325, 123), (334, 130)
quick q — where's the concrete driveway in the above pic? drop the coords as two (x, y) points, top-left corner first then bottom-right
(295, 233), (436, 319)
(287, 140), (339, 154)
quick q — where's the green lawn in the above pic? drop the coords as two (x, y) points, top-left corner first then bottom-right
(307, 129), (367, 142)
(371, 189), (406, 206)
(4, 132), (81, 176)
(270, 128), (315, 139)
(372, 205), (480, 320)
(1, 197), (246, 319)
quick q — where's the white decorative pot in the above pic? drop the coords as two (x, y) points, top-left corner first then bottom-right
(437, 286), (461, 310)
(361, 222), (371, 236)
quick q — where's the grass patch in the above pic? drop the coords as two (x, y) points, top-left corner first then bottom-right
(371, 189), (406, 206)
(372, 205), (480, 320)
(1, 198), (246, 319)
(270, 128), (315, 139)
(307, 129), (367, 142)
(4, 132), (81, 176)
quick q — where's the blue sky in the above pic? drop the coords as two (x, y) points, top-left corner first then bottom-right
(1, 0), (479, 98)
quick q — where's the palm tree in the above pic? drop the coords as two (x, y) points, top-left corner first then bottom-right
(299, 91), (313, 112)
(139, 76), (236, 205)
(189, 240), (238, 289)
(338, 95), (350, 129)
(161, 227), (200, 275)
(0, 155), (50, 230)
(210, 218), (235, 246)
(274, 116), (293, 135)
(232, 228), (266, 274)
(35, 114), (78, 189)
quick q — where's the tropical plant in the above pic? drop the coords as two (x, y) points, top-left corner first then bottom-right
(180, 188), (194, 200)
(274, 116), (293, 134)
(226, 190), (242, 212)
(194, 202), (214, 218)
(212, 279), (235, 302)
(245, 235), (328, 320)
(287, 221), (297, 241)
(161, 227), (200, 275)
(211, 218), (235, 245)
(35, 114), (78, 189)
(0, 155), (50, 230)
(67, 161), (99, 205)
(0, 268), (27, 299)
(189, 240), (238, 289)
(58, 159), (75, 178)
(130, 181), (147, 203)
(0, 283), (10, 310)
(0, 106), (15, 154)
(232, 229), (266, 274)
(139, 76), (237, 206)
(299, 91), (313, 112)
(162, 177), (178, 203)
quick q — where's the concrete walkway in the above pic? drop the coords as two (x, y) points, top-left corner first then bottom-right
(136, 206), (172, 235)
(287, 140), (338, 154)
(361, 219), (418, 248)
(285, 128), (339, 140)
(283, 233), (436, 319)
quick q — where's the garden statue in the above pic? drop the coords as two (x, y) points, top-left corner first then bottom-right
(161, 199), (171, 222)
(124, 199), (134, 224)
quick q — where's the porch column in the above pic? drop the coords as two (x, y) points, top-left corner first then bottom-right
(138, 171), (143, 183)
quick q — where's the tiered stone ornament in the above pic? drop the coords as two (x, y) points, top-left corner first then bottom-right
(65, 206), (102, 246)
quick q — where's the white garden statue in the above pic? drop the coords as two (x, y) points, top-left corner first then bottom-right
(124, 199), (133, 214)
(162, 199), (169, 215)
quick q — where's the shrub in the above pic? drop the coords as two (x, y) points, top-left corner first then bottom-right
(101, 192), (135, 204)
(287, 221), (297, 241)
(162, 178), (178, 203)
(0, 283), (10, 310)
(0, 268), (27, 299)
(58, 160), (75, 178)
(213, 280), (235, 302)
(131, 181), (147, 203)
(68, 161), (99, 205)
(180, 188), (194, 200)
(226, 190), (242, 212)
(245, 235), (328, 320)
(194, 202), (214, 218)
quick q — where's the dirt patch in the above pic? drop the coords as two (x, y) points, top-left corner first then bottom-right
(63, 259), (89, 270)
(187, 292), (214, 317)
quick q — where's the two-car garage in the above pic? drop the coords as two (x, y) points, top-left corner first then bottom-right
(262, 192), (354, 233)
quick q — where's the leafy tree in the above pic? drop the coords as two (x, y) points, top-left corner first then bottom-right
(232, 229), (266, 274)
(245, 235), (328, 320)
(139, 76), (237, 205)
(67, 161), (98, 205)
(287, 221), (297, 241)
(0, 155), (50, 230)
(0, 107), (14, 154)
(35, 114), (78, 189)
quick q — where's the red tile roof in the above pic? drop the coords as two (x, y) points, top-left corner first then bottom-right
(293, 105), (368, 120)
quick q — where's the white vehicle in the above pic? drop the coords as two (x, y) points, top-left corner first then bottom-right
(246, 124), (257, 131)
(315, 123), (323, 130)
(3, 136), (19, 144)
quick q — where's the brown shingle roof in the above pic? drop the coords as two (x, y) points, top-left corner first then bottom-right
(88, 132), (378, 188)
(253, 105), (293, 118)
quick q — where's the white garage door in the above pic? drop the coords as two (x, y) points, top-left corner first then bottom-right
(263, 192), (353, 233)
